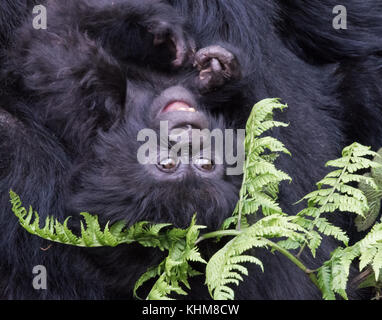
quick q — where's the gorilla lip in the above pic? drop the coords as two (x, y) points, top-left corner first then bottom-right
(162, 101), (197, 113)
(158, 101), (208, 130)
(152, 86), (198, 117)
(151, 87), (208, 129)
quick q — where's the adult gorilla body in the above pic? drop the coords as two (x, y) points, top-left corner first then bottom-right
(0, 0), (381, 299)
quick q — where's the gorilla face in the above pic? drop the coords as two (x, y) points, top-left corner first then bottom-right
(69, 75), (243, 229)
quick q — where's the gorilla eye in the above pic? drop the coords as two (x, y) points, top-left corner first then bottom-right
(157, 158), (179, 172)
(194, 158), (215, 171)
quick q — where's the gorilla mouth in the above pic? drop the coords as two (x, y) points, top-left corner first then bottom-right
(159, 101), (208, 130)
(153, 87), (209, 130)
(162, 101), (197, 113)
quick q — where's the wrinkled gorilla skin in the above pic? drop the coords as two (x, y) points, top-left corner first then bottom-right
(0, 0), (381, 299)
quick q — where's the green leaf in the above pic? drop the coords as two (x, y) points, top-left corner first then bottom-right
(317, 263), (335, 300)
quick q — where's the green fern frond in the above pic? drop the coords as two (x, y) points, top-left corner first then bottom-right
(206, 234), (266, 300)
(296, 143), (380, 257)
(358, 223), (382, 279)
(10, 190), (174, 249)
(246, 98), (288, 128)
(355, 149), (382, 232)
(206, 214), (310, 300)
(355, 177), (382, 231)
(317, 222), (382, 300)
(228, 99), (291, 230)
(11, 192), (207, 300)
(317, 246), (359, 300)
(314, 217), (349, 245)
(135, 215), (207, 300)
(11, 190), (85, 246)
(317, 263), (336, 300)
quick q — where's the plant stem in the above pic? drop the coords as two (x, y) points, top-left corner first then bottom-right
(236, 159), (249, 232)
(195, 230), (241, 245)
(262, 239), (320, 290)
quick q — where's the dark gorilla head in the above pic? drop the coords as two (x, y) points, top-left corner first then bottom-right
(69, 76), (243, 229)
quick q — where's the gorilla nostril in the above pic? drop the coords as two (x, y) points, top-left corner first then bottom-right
(193, 158), (215, 172)
(157, 157), (179, 173)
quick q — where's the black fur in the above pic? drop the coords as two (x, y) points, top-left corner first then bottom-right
(0, 0), (381, 299)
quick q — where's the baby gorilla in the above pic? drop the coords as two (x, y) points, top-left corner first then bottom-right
(64, 65), (245, 300)
(0, 0), (246, 299)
